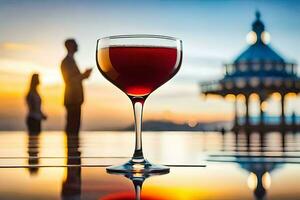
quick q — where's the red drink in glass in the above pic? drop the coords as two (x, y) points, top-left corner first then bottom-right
(98, 46), (181, 97)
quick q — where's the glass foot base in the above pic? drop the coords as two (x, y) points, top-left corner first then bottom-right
(106, 159), (170, 174)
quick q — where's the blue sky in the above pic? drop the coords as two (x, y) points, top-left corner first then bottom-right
(1, 0), (300, 78)
(0, 0), (300, 130)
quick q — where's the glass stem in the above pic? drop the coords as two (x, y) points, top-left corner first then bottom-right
(133, 179), (144, 200)
(131, 97), (145, 162)
(135, 184), (141, 200)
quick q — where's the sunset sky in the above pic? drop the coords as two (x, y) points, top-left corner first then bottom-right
(1, 0), (300, 130)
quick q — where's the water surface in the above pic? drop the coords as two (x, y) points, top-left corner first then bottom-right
(0, 131), (299, 200)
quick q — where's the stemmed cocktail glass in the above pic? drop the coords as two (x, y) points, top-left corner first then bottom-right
(96, 35), (182, 173)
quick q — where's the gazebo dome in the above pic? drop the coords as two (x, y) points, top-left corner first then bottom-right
(234, 42), (285, 63)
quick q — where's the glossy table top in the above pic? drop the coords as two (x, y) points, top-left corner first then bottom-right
(0, 131), (300, 200)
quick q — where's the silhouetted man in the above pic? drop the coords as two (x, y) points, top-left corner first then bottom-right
(61, 39), (92, 134)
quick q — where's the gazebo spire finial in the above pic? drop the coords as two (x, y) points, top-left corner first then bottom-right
(252, 10), (265, 43)
(255, 10), (261, 20)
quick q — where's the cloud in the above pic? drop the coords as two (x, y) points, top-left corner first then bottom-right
(0, 42), (36, 51)
(0, 58), (42, 74)
(0, 58), (63, 87)
(173, 54), (225, 84)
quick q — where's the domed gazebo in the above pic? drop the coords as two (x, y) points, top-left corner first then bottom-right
(200, 11), (300, 131)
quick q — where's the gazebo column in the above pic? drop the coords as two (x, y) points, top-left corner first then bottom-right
(234, 95), (238, 127)
(225, 64), (229, 75)
(281, 93), (286, 126)
(259, 96), (265, 125)
(245, 94), (250, 126)
(291, 64), (295, 75)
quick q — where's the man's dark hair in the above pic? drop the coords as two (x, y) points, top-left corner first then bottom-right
(64, 38), (76, 50)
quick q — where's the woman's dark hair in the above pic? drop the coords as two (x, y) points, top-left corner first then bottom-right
(27, 73), (40, 99)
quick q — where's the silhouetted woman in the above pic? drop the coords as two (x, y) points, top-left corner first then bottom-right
(26, 73), (47, 134)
